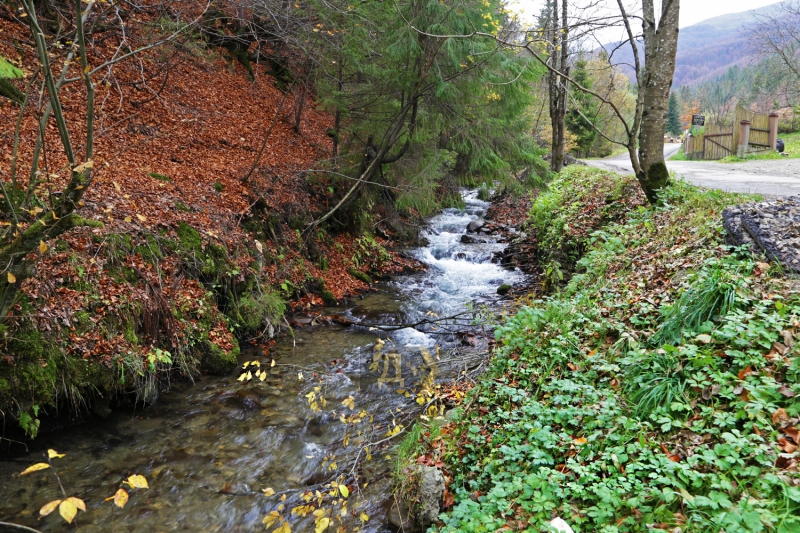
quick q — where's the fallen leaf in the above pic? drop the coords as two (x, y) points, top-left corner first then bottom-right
(59, 499), (78, 523)
(315, 516), (330, 532)
(773, 408), (790, 427)
(262, 487), (275, 496)
(125, 474), (149, 489)
(47, 449), (65, 459)
(39, 499), (62, 517)
(20, 462), (50, 475)
(66, 497), (86, 512)
(113, 488), (129, 508)
(7, 272), (15, 284)
(39, 240), (47, 253)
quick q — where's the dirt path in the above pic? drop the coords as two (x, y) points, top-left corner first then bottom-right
(584, 144), (800, 197)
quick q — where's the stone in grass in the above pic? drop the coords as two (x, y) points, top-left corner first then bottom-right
(549, 517), (575, 533)
(497, 284), (512, 295)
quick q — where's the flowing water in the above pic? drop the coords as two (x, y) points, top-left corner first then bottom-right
(0, 191), (524, 533)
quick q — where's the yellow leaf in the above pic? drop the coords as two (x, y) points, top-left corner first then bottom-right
(338, 485), (349, 498)
(126, 474), (149, 489)
(39, 240), (48, 253)
(246, 371), (252, 380)
(243, 361), (250, 368)
(136, 214), (147, 222)
(298, 372), (304, 381)
(315, 517), (330, 533)
(20, 462), (49, 475)
(341, 396), (355, 410)
(359, 512), (369, 523)
(51, 211), (59, 220)
(39, 499), (62, 516)
(73, 159), (94, 173)
(83, 65), (90, 74)
(237, 373), (247, 382)
(124, 216), (132, 223)
(271, 359), (276, 367)
(113, 181), (121, 192)
(47, 449), (64, 459)
(275, 522), (292, 533)
(262, 487), (275, 496)
(7, 272), (16, 284)
(113, 488), (128, 508)
(252, 360), (260, 367)
(59, 499), (78, 523)
(259, 370), (267, 381)
(66, 497), (86, 512)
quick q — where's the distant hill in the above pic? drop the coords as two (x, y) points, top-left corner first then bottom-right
(604, 3), (783, 87)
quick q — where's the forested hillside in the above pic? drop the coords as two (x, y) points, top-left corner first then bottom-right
(606, 3), (782, 87)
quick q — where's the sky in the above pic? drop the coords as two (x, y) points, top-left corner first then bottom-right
(677, 0), (780, 27)
(509, 0), (782, 44)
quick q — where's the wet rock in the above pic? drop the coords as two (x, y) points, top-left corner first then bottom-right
(466, 219), (485, 233)
(388, 499), (414, 531)
(93, 396), (112, 419)
(416, 466), (445, 528)
(496, 284), (512, 295)
(460, 234), (477, 244)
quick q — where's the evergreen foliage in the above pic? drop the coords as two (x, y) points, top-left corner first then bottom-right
(667, 92), (682, 135)
(565, 57), (599, 156)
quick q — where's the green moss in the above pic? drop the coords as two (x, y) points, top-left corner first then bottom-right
(348, 268), (372, 285)
(147, 172), (172, 182)
(235, 291), (285, 332)
(202, 340), (240, 374)
(214, 181), (224, 192)
(175, 201), (193, 212)
(321, 289), (337, 306)
(176, 221), (203, 251)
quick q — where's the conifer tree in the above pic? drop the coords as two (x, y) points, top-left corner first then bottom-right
(667, 92), (682, 135)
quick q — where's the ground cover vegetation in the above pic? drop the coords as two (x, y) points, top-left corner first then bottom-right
(405, 167), (800, 532)
(0, 0), (547, 437)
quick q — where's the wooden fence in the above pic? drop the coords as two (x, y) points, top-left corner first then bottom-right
(682, 106), (774, 160)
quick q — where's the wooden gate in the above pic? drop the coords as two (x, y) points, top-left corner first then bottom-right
(682, 106), (774, 160)
(734, 106), (772, 153)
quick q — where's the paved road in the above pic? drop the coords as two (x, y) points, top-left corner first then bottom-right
(584, 144), (800, 197)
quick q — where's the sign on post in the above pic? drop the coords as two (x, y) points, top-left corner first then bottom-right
(692, 115), (706, 127)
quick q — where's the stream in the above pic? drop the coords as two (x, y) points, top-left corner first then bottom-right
(0, 191), (524, 533)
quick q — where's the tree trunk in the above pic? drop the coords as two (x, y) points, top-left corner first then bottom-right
(548, 0), (569, 173)
(636, 0), (680, 203)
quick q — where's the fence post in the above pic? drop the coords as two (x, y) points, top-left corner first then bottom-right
(769, 113), (779, 150)
(737, 120), (751, 158)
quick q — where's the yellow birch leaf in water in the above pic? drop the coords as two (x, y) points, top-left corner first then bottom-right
(259, 370), (266, 381)
(271, 359), (276, 367)
(341, 396), (355, 410)
(261, 487), (275, 496)
(113, 488), (129, 508)
(59, 499), (78, 523)
(252, 360), (260, 368)
(237, 373), (247, 382)
(126, 474), (149, 489)
(7, 272), (15, 284)
(359, 512), (370, 523)
(315, 517), (330, 533)
(20, 462), (49, 475)
(66, 497), (86, 512)
(275, 522), (292, 533)
(297, 372), (304, 381)
(246, 371), (252, 380)
(243, 361), (250, 368)
(39, 499), (62, 516)
(261, 510), (280, 527)
(338, 485), (349, 498)
(39, 240), (48, 253)
(47, 449), (64, 459)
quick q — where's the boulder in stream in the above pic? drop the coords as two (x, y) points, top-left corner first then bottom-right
(497, 284), (512, 295)
(466, 219), (485, 233)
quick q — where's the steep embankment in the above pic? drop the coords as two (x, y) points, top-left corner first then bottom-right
(0, 7), (413, 435)
(408, 168), (800, 532)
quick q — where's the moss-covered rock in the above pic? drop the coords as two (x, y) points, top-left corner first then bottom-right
(202, 340), (240, 374)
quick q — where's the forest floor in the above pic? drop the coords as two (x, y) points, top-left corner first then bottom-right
(402, 167), (800, 533)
